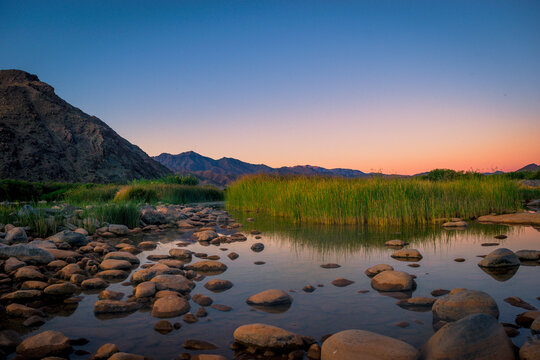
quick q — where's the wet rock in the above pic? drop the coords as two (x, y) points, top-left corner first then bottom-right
(157, 259), (184, 268)
(196, 307), (208, 317)
(442, 220), (468, 228)
(385, 239), (407, 247)
(331, 278), (355, 287)
(184, 260), (227, 274)
(94, 300), (140, 314)
(516, 311), (540, 328)
(90, 343), (119, 359)
(192, 294), (213, 306)
(320, 263), (340, 269)
(48, 230), (88, 247)
(5, 227), (28, 244)
(211, 304), (232, 312)
(494, 234), (507, 239)
(81, 278), (109, 290)
(391, 249), (423, 260)
(151, 274), (194, 294)
(4, 256), (26, 272)
(204, 279), (233, 292)
(43, 282), (78, 296)
(183, 312), (198, 323)
(141, 208), (167, 225)
(396, 297), (436, 311)
(99, 259), (132, 271)
(254, 261), (266, 265)
(104, 252), (140, 265)
(227, 252), (239, 260)
(532, 317), (540, 334)
(6, 303), (44, 318)
(504, 296), (537, 310)
(365, 264), (393, 277)
(478, 248), (520, 268)
(251, 243), (264, 252)
(477, 212), (540, 226)
(183, 339), (218, 350)
(169, 248), (192, 260)
(154, 320), (173, 334)
(432, 288), (499, 322)
(98, 290), (124, 300)
(16, 330), (71, 359)
(515, 250), (540, 261)
(193, 230), (218, 242)
(47, 259), (68, 270)
(192, 355), (227, 360)
(0, 330), (20, 353)
(151, 296), (190, 318)
(131, 263), (182, 283)
(246, 289), (293, 306)
(321, 329), (419, 360)
(396, 321), (410, 328)
(0, 244), (54, 264)
(454, 258), (465, 262)
(371, 271), (415, 292)
(420, 313), (514, 360)
(108, 352), (146, 360)
(58, 263), (83, 279)
(138, 241), (157, 250)
(233, 323), (303, 351)
(108, 224), (129, 236)
(96, 270), (129, 280)
(1, 289), (42, 301)
(481, 242), (499, 247)
(307, 343), (321, 360)
(520, 335), (540, 360)
(23, 315), (46, 327)
(15, 266), (46, 281)
(303, 285), (316, 293)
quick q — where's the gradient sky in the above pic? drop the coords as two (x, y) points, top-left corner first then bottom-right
(1, 1), (539, 174)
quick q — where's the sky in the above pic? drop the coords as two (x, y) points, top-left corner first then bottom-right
(1, 0), (539, 174)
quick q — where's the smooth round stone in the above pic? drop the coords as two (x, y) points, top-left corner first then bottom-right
(515, 249), (540, 261)
(182, 339), (218, 350)
(520, 334), (540, 360)
(16, 330), (70, 358)
(151, 274), (194, 294)
(321, 329), (419, 360)
(43, 282), (78, 296)
(138, 241), (157, 250)
(104, 251), (140, 265)
(233, 323), (303, 351)
(15, 266), (46, 281)
(397, 297), (436, 310)
(99, 259), (132, 271)
(151, 296), (190, 318)
(184, 261), (228, 273)
(371, 271), (414, 292)
(169, 248), (192, 259)
(531, 317), (540, 334)
(21, 281), (49, 290)
(154, 320), (173, 334)
(93, 300), (140, 314)
(365, 264), (394, 277)
(391, 249), (423, 260)
(6, 303), (44, 318)
(204, 279), (233, 292)
(385, 239), (406, 247)
(192, 294), (213, 306)
(135, 281), (156, 298)
(81, 278), (109, 290)
(421, 313), (514, 360)
(516, 311), (540, 328)
(91, 343), (119, 359)
(332, 278), (355, 287)
(478, 248), (520, 268)
(432, 288), (499, 322)
(246, 289), (293, 306)
(442, 220), (468, 228)
(193, 230), (218, 242)
(250, 243), (264, 252)
(191, 355), (227, 360)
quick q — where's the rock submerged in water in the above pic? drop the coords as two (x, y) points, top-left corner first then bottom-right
(391, 249), (423, 261)
(151, 296), (190, 318)
(478, 248), (520, 268)
(371, 271), (415, 292)
(246, 289), (292, 306)
(442, 220), (468, 228)
(16, 330), (71, 358)
(204, 279), (233, 292)
(321, 329), (419, 360)
(432, 288), (499, 322)
(233, 323), (303, 351)
(421, 313), (515, 360)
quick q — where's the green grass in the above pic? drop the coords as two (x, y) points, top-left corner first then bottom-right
(81, 203), (141, 229)
(226, 174), (539, 225)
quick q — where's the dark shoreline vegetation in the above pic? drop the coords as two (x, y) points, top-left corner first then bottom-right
(226, 171), (540, 225)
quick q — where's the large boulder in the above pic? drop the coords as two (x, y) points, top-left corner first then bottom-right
(371, 271), (415, 292)
(432, 288), (499, 322)
(5, 227), (28, 244)
(321, 329), (419, 360)
(478, 248), (520, 268)
(141, 208), (166, 225)
(0, 244), (54, 264)
(48, 230), (88, 247)
(233, 323), (303, 351)
(151, 295), (190, 318)
(520, 334), (540, 360)
(16, 330), (71, 359)
(421, 313), (515, 360)
(107, 224), (129, 235)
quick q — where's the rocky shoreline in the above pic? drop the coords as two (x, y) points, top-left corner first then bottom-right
(0, 204), (539, 359)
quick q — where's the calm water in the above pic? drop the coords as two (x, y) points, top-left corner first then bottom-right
(6, 214), (540, 359)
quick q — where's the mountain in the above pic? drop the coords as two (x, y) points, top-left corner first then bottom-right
(516, 163), (539, 172)
(0, 69), (171, 183)
(154, 151), (368, 186)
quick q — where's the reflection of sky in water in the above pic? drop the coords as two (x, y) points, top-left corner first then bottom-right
(5, 217), (539, 359)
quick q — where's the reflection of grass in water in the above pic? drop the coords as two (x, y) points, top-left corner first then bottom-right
(231, 211), (519, 258)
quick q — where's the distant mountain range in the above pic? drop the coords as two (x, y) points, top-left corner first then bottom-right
(154, 152), (539, 187)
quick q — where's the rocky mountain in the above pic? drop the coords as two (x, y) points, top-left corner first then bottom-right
(154, 151), (368, 186)
(0, 70), (171, 183)
(516, 163), (539, 172)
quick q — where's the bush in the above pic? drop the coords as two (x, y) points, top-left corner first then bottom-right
(114, 186), (159, 203)
(64, 184), (119, 204)
(82, 203), (140, 229)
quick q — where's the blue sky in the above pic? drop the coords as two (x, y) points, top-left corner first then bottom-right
(1, 1), (539, 173)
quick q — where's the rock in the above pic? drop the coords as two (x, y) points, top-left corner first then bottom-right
(108, 352), (146, 360)
(194, 230), (218, 242)
(104, 252), (140, 265)
(44, 282), (78, 296)
(192, 356), (227, 360)
(204, 279), (233, 292)
(420, 313), (515, 360)
(246, 289), (293, 306)
(58, 264), (83, 279)
(303, 285), (316, 293)
(516, 311), (540, 328)
(15, 266), (46, 281)
(0, 329), (20, 352)
(141, 208), (166, 225)
(494, 234), (507, 239)
(0, 244), (54, 264)
(320, 263), (340, 269)
(233, 323), (303, 351)
(477, 213), (540, 226)
(23, 315), (45, 327)
(151, 274), (194, 294)
(183, 339), (218, 350)
(307, 343), (321, 359)
(192, 294), (213, 306)
(48, 230), (88, 247)
(169, 248), (192, 260)
(396, 297), (436, 311)
(93, 300), (140, 314)
(81, 278), (109, 289)
(520, 335), (540, 360)
(365, 264), (393, 277)
(135, 281), (156, 298)
(138, 241), (157, 250)
(158, 259), (184, 268)
(1, 289), (42, 301)
(74, 228), (88, 236)
(321, 329), (419, 360)
(5, 227), (28, 244)
(227, 252), (239, 260)
(432, 288), (499, 322)
(251, 243), (264, 252)
(184, 260), (227, 273)
(98, 290), (124, 300)
(211, 304), (232, 312)
(431, 289), (450, 297)
(391, 249), (423, 260)
(504, 296), (537, 310)
(131, 263), (181, 283)
(196, 307), (207, 317)
(331, 278), (355, 287)
(183, 312), (198, 323)
(90, 343), (119, 359)
(99, 259), (132, 271)
(4, 256), (26, 272)
(371, 271), (415, 292)
(16, 330), (71, 359)
(442, 220), (468, 228)
(47, 259), (68, 270)
(21, 281), (48, 290)
(108, 224), (129, 236)
(6, 303), (44, 318)
(478, 248), (520, 268)
(532, 317), (540, 334)
(151, 296), (190, 318)
(96, 270), (129, 280)
(515, 250), (540, 261)
(385, 239), (407, 247)
(154, 320), (173, 334)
